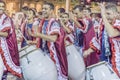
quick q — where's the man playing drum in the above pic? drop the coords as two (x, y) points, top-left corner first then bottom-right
(0, 1), (22, 80)
(69, 5), (84, 55)
(70, 5), (99, 67)
(84, 3), (120, 77)
(60, 12), (85, 80)
(20, 8), (39, 47)
(28, 2), (68, 80)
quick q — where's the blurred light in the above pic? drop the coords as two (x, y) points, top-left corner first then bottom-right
(36, 3), (41, 12)
(30, 3), (35, 8)
(23, 3), (28, 6)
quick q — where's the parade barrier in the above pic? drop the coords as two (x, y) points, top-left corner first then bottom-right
(86, 61), (120, 80)
(19, 45), (57, 80)
(66, 45), (86, 80)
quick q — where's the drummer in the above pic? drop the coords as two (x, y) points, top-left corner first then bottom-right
(60, 12), (85, 80)
(57, 8), (65, 20)
(20, 8), (39, 47)
(70, 5), (99, 67)
(69, 5), (85, 56)
(82, 7), (99, 66)
(0, 1), (22, 79)
(59, 12), (74, 47)
(28, 2), (68, 80)
(84, 3), (120, 77)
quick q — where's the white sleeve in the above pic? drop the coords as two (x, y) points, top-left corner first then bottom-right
(49, 21), (60, 35)
(33, 21), (39, 26)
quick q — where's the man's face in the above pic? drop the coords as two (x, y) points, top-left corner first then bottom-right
(27, 10), (34, 20)
(61, 14), (69, 24)
(106, 9), (116, 23)
(83, 9), (90, 17)
(73, 8), (83, 19)
(22, 10), (28, 15)
(57, 10), (61, 17)
(42, 4), (52, 18)
(0, 2), (5, 15)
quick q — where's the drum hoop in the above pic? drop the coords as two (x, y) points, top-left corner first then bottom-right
(20, 48), (39, 58)
(87, 61), (107, 69)
(65, 43), (73, 47)
(19, 45), (30, 52)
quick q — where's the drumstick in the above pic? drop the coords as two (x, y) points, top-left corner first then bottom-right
(17, 29), (28, 42)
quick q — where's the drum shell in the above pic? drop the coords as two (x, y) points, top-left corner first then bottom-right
(66, 45), (85, 80)
(86, 61), (120, 80)
(19, 46), (57, 80)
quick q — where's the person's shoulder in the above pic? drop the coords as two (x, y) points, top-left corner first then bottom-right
(114, 20), (120, 26)
(2, 14), (12, 23)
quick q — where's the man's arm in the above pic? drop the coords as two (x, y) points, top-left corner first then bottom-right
(83, 37), (100, 57)
(100, 3), (120, 37)
(102, 15), (120, 37)
(69, 12), (83, 30)
(35, 33), (58, 42)
(0, 32), (8, 37)
(28, 28), (58, 42)
(60, 20), (72, 34)
(69, 14), (88, 33)
(83, 48), (94, 58)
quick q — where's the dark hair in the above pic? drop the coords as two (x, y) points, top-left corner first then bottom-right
(0, 1), (6, 6)
(105, 3), (118, 12)
(31, 8), (37, 12)
(73, 5), (83, 12)
(44, 2), (54, 10)
(29, 8), (36, 16)
(58, 8), (65, 13)
(90, 13), (101, 18)
(84, 7), (91, 13)
(22, 6), (29, 11)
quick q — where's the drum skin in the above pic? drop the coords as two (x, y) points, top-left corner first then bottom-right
(19, 45), (57, 80)
(86, 61), (120, 80)
(66, 45), (86, 80)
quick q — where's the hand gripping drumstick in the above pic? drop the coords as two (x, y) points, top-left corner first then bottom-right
(17, 28), (28, 42)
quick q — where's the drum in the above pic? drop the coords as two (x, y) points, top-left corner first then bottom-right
(66, 45), (85, 80)
(86, 61), (120, 80)
(19, 45), (57, 80)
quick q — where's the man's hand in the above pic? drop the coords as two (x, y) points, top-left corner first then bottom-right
(69, 12), (75, 21)
(99, 3), (106, 17)
(28, 28), (40, 37)
(83, 50), (91, 58)
(26, 40), (33, 44)
(28, 28), (35, 37)
(83, 48), (94, 58)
